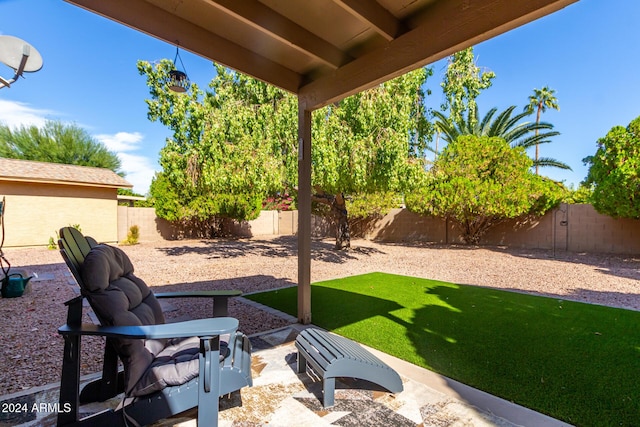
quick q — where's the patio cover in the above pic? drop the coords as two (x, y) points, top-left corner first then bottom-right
(65, 0), (579, 323)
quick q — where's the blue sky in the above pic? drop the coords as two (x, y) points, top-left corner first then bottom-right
(0, 0), (638, 194)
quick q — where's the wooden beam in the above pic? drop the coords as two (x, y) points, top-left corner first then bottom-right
(297, 100), (312, 325)
(65, 0), (303, 93)
(300, 0), (578, 109)
(335, 0), (404, 40)
(206, 0), (351, 69)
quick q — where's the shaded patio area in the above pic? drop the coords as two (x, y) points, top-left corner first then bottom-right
(218, 325), (568, 427)
(4, 323), (569, 427)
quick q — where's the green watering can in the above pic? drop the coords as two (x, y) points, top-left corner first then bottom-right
(1, 273), (33, 298)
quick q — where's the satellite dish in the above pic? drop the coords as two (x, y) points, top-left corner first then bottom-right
(0, 35), (43, 89)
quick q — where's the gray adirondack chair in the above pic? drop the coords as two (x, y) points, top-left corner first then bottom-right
(56, 227), (252, 427)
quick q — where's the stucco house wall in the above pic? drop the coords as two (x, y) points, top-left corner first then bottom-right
(0, 158), (132, 247)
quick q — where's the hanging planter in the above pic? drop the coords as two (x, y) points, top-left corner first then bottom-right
(167, 44), (190, 93)
(168, 69), (189, 93)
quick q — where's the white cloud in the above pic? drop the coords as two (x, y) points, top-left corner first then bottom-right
(117, 152), (158, 195)
(94, 131), (143, 152)
(95, 132), (158, 195)
(0, 101), (158, 193)
(0, 99), (52, 128)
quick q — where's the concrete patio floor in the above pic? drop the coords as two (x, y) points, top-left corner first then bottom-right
(2, 324), (571, 427)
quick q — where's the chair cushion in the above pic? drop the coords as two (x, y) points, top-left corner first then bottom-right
(81, 244), (166, 326)
(131, 336), (229, 396)
(81, 244), (167, 394)
(80, 244), (229, 397)
(131, 336), (200, 396)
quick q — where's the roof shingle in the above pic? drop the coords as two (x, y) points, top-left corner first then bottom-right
(0, 158), (132, 189)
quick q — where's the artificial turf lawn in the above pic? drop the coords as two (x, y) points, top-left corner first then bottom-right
(246, 272), (640, 426)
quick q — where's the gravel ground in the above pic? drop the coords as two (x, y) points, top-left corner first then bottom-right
(1, 236), (639, 396)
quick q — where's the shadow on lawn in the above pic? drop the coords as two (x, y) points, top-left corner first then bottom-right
(308, 283), (495, 371)
(156, 235), (385, 263)
(307, 280), (640, 426)
(310, 286), (406, 329)
(414, 283), (640, 425)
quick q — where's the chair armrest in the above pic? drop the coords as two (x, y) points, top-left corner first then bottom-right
(58, 317), (239, 340)
(155, 290), (242, 299)
(155, 290), (242, 317)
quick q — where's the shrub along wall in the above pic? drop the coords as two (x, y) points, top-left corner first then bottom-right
(118, 204), (640, 255)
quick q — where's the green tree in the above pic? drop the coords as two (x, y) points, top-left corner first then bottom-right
(405, 135), (563, 244)
(311, 68), (433, 248)
(440, 47), (495, 127)
(139, 60), (433, 245)
(0, 120), (122, 173)
(117, 188), (154, 207)
(138, 60), (286, 235)
(433, 105), (570, 172)
(563, 184), (592, 204)
(525, 86), (560, 175)
(582, 115), (640, 218)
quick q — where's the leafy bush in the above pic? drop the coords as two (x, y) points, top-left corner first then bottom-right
(528, 176), (566, 215)
(583, 115), (640, 218)
(563, 185), (592, 204)
(48, 224), (82, 249)
(47, 236), (57, 250)
(122, 225), (140, 245)
(346, 191), (402, 219)
(262, 193), (295, 211)
(406, 135), (562, 244)
(215, 193), (263, 221)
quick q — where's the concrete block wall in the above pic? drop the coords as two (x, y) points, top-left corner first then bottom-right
(118, 204), (640, 255)
(368, 204), (639, 255)
(349, 204), (640, 255)
(479, 212), (558, 250)
(117, 206), (167, 243)
(118, 208), (315, 241)
(224, 210), (280, 237)
(279, 210), (297, 235)
(566, 204), (640, 254)
(366, 208), (447, 243)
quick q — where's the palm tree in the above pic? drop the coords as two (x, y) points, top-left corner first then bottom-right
(433, 105), (571, 171)
(524, 86), (560, 174)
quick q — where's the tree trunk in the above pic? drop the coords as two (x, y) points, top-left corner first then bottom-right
(332, 193), (350, 250)
(535, 104), (542, 175)
(311, 188), (351, 250)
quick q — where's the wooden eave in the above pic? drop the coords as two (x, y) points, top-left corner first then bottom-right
(65, 0), (578, 110)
